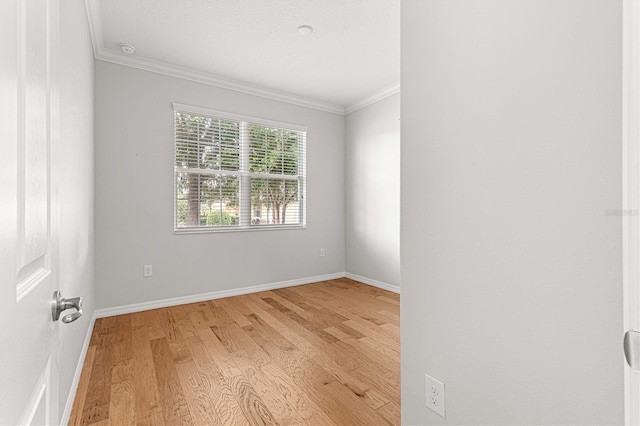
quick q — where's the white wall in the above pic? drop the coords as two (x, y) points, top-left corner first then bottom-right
(345, 94), (400, 289)
(401, 1), (623, 424)
(56, 0), (95, 420)
(94, 61), (345, 310)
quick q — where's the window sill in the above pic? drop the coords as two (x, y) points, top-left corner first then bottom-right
(174, 225), (306, 235)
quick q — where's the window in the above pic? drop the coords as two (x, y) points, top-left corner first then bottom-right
(173, 104), (306, 232)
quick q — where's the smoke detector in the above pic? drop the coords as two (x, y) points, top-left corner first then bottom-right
(119, 44), (136, 54)
(297, 25), (314, 36)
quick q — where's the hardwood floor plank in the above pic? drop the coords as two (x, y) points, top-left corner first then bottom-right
(247, 312), (383, 409)
(187, 335), (250, 425)
(131, 325), (162, 420)
(376, 309), (400, 325)
(343, 318), (400, 349)
(380, 322), (400, 336)
(214, 298), (253, 328)
(293, 285), (399, 343)
(322, 381), (392, 425)
(174, 359), (222, 426)
(135, 412), (165, 426)
(377, 401), (401, 425)
(132, 309), (165, 341)
(243, 313), (297, 353)
(227, 374), (278, 426)
(109, 359), (135, 425)
(377, 295), (400, 306)
(109, 380), (135, 426)
(260, 306), (359, 372)
(324, 325), (353, 342)
(333, 339), (400, 388)
(239, 295), (298, 340)
(257, 336), (336, 393)
(113, 314), (133, 363)
(262, 297), (339, 344)
(359, 335), (401, 361)
(350, 365), (401, 406)
(231, 352), (304, 425)
(273, 288), (349, 329)
(197, 328), (244, 380)
(211, 323), (272, 367)
(69, 279), (400, 425)
(166, 304), (198, 340)
(188, 303), (236, 329)
(313, 281), (398, 320)
(150, 338), (193, 424)
(259, 362), (337, 426)
(86, 419), (111, 426)
(333, 322), (366, 339)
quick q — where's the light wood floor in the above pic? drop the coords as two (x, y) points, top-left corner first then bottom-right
(69, 278), (400, 425)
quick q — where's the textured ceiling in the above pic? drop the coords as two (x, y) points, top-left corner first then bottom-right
(86, 0), (400, 113)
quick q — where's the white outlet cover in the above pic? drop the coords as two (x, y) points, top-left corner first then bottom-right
(143, 264), (153, 277)
(425, 373), (445, 418)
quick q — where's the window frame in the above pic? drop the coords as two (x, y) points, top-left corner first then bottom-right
(172, 103), (307, 234)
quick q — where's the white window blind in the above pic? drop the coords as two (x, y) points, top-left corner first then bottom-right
(174, 105), (306, 232)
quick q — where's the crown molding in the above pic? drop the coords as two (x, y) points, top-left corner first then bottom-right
(344, 82), (400, 114)
(83, 0), (345, 115)
(95, 49), (346, 115)
(83, 0), (399, 116)
(84, 0), (103, 59)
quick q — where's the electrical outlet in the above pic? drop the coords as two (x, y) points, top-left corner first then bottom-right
(425, 373), (445, 418)
(143, 264), (153, 277)
(320, 248), (325, 257)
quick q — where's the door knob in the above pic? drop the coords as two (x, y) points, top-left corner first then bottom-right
(624, 330), (640, 371)
(51, 290), (83, 324)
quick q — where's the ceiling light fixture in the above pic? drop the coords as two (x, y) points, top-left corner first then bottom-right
(297, 25), (314, 36)
(119, 43), (136, 54)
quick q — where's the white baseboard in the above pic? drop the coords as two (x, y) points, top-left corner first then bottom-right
(60, 313), (96, 426)
(95, 272), (346, 318)
(344, 272), (400, 294)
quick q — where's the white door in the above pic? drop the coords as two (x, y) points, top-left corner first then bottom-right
(0, 0), (64, 423)
(623, 1), (640, 424)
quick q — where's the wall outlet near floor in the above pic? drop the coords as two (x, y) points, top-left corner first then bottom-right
(320, 248), (325, 257)
(425, 373), (445, 417)
(143, 264), (153, 277)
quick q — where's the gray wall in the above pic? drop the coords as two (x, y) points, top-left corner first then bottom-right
(95, 61), (345, 309)
(345, 94), (400, 289)
(401, 1), (623, 424)
(57, 0), (95, 420)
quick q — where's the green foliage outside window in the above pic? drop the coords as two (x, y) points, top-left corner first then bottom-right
(174, 110), (304, 230)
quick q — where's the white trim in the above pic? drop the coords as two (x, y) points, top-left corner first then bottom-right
(59, 314), (96, 426)
(174, 224), (306, 235)
(16, 268), (51, 302)
(82, 0), (101, 59)
(345, 272), (400, 294)
(83, 0), (344, 115)
(172, 103), (308, 132)
(344, 82), (400, 115)
(623, 1), (640, 425)
(98, 50), (346, 115)
(95, 273), (345, 318)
